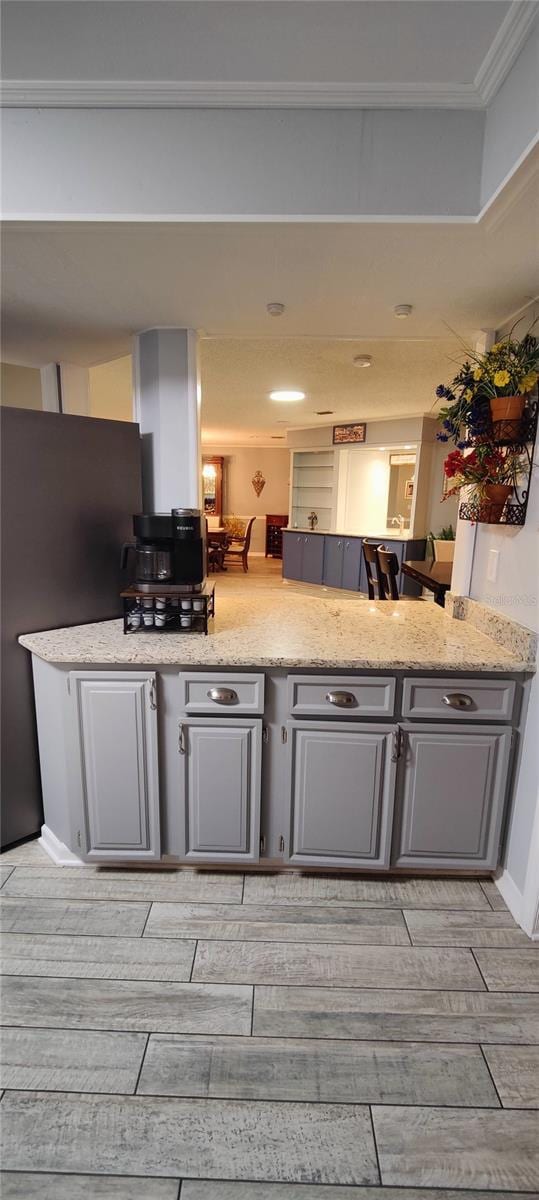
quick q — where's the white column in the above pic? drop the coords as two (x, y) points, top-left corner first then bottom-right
(450, 329), (495, 598)
(40, 363), (60, 411)
(133, 328), (201, 513)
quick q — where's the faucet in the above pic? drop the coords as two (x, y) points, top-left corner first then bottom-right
(389, 515), (407, 533)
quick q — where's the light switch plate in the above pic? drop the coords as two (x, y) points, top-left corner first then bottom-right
(487, 548), (499, 583)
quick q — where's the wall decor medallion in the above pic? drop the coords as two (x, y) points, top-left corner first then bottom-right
(333, 422), (367, 444)
(252, 470), (266, 497)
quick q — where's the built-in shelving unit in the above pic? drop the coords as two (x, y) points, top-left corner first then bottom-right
(290, 450), (336, 531)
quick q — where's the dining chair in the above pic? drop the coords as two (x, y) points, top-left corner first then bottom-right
(376, 547), (402, 600)
(362, 540), (387, 600)
(223, 516), (256, 572)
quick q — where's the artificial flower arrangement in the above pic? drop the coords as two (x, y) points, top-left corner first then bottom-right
(442, 443), (525, 523)
(435, 331), (538, 448)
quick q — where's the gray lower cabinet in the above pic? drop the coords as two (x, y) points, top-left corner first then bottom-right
(287, 721), (396, 867)
(341, 537), (363, 590)
(178, 717), (262, 862)
(68, 671), (160, 861)
(394, 723), (512, 870)
(282, 531), (324, 585)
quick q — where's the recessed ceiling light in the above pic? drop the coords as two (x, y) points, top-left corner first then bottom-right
(353, 354), (372, 368)
(269, 390), (305, 402)
(394, 304), (413, 319)
(266, 302), (285, 317)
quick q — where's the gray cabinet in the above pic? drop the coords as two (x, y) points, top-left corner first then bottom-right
(178, 717), (262, 862)
(282, 531), (304, 581)
(323, 536), (344, 588)
(342, 537), (363, 591)
(394, 723), (512, 870)
(287, 721), (396, 867)
(282, 531), (324, 585)
(68, 671), (160, 861)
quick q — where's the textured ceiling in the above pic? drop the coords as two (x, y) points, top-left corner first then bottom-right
(200, 336), (459, 443)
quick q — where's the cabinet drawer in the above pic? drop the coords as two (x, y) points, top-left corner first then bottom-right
(288, 674), (395, 718)
(402, 677), (515, 722)
(179, 671), (265, 715)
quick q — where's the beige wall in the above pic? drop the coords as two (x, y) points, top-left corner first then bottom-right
(205, 445), (290, 553)
(426, 438), (458, 535)
(0, 362), (42, 410)
(89, 355), (133, 422)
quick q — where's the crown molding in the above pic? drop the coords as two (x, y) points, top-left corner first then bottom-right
(475, 0), (538, 103)
(0, 78), (484, 110)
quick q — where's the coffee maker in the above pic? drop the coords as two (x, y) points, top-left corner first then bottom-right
(121, 508), (206, 593)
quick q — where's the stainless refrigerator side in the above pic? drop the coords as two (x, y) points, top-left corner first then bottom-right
(0, 407), (142, 848)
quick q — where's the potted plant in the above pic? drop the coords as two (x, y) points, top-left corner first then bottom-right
(442, 445), (524, 524)
(435, 331), (538, 446)
(427, 524), (455, 562)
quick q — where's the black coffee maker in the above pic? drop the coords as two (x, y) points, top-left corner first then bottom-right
(121, 508), (206, 592)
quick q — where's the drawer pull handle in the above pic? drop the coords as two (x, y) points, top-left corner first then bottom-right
(443, 692), (474, 710)
(326, 690), (357, 708)
(207, 687), (238, 705)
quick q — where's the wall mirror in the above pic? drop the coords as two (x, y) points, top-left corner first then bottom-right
(202, 456), (223, 524)
(386, 452), (416, 530)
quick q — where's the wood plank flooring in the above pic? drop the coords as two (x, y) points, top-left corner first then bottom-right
(1, 843), (538, 1197)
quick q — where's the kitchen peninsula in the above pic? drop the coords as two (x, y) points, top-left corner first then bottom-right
(20, 591), (535, 875)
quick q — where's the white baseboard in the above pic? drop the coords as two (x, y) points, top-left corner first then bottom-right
(495, 869), (538, 939)
(39, 824), (85, 867)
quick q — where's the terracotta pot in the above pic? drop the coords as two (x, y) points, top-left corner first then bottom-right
(490, 395), (525, 443)
(479, 482), (512, 523)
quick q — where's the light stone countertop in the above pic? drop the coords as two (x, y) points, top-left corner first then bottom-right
(18, 591), (534, 671)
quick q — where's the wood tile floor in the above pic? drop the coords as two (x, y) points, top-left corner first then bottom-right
(1, 840), (539, 1198)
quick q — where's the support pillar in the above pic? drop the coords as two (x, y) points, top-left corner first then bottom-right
(133, 328), (201, 512)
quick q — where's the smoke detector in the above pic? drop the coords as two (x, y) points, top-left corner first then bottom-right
(266, 302), (285, 317)
(394, 304), (413, 319)
(353, 354), (373, 368)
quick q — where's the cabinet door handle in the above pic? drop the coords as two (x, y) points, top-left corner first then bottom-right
(326, 690), (357, 708)
(443, 692), (474, 710)
(148, 680), (157, 710)
(178, 722), (186, 754)
(391, 727), (403, 761)
(207, 687), (238, 705)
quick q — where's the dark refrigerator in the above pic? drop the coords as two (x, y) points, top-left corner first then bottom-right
(1, 407), (142, 848)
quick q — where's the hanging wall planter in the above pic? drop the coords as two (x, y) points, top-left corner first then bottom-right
(479, 483), (513, 524)
(489, 395), (526, 444)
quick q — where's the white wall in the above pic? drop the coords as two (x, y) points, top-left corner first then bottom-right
(461, 304), (539, 931)
(1, 108), (484, 218)
(480, 21), (539, 207)
(205, 445), (290, 554)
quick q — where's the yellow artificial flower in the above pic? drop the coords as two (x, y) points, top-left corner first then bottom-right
(493, 370), (510, 387)
(520, 371), (538, 392)
(473, 367), (483, 381)
(463, 389), (472, 400)
(491, 343), (503, 353)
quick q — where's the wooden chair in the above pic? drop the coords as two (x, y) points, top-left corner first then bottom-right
(377, 547), (425, 601)
(377, 548), (401, 600)
(223, 516), (256, 572)
(362, 540), (386, 600)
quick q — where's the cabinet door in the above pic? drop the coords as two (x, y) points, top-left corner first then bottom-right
(68, 671), (160, 861)
(323, 536), (344, 588)
(342, 537), (362, 591)
(282, 531), (304, 581)
(302, 534), (324, 584)
(287, 721), (396, 867)
(178, 718), (261, 862)
(394, 724), (512, 869)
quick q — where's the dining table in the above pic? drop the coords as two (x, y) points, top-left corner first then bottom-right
(401, 557), (453, 607)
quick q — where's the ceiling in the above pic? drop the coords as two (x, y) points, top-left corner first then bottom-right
(2, 2), (531, 109)
(1, 149), (538, 443)
(200, 337), (459, 445)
